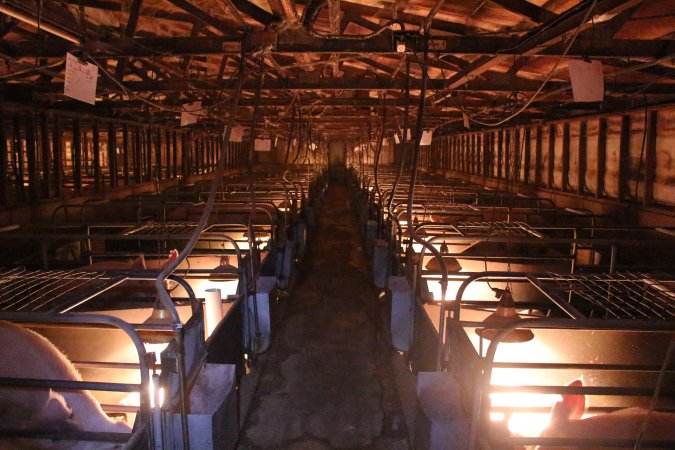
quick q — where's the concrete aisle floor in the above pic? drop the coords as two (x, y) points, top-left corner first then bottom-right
(237, 180), (410, 450)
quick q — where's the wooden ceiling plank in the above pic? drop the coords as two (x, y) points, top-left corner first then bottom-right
(335, 1), (468, 35)
(165, 0), (233, 33)
(230, 0), (280, 26)
(268, 0), (299, 23)
(489, 0), (558, 23)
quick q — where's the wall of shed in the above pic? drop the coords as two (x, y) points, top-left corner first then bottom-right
(424, 103), (675, 227)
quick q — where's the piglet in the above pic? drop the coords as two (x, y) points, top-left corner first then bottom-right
(79, 254), (147, 272)
(536, 379), (675, 449)
(0, 321), (131, 449)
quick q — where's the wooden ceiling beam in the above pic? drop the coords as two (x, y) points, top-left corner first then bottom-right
(16, 77), (674, 94)
(114, 0), (143, 80)
(6, 33), (670, 59)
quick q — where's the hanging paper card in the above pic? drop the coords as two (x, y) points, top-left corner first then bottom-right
(568, 59), (604, 103)
(394, 134), (401, 144)
(463, 113), (470, 129)
(181, 101), (203, 126)
(382, 137), (389, 146)
(230, 124), (244, 142)
(64, 53), (98, 105)
(254, 139), (271, 151)
(420, 130), (433, 146)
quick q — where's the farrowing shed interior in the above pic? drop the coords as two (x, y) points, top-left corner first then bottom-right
(0, 1), (673, 449)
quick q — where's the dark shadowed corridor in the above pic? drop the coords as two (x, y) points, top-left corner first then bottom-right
(238, 181), (409, 449)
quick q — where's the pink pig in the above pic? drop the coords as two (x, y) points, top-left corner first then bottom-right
(0, 321), (131, 449)
(536, 379), (675, 449)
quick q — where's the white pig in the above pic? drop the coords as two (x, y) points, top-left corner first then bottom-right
(0, 321), (131, 449)
(536, 379), (675, 450)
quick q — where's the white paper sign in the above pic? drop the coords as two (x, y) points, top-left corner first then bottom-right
(463, 113), (470, 129)
(568, 59), (605, 102)
(420, 130), (433, 146)
(230, 124), (244, 142)
(181, 101), (203, 126)
(64, 53), (98, 105)
(254, 139), (271, 151)
(394, 134), (400, 144)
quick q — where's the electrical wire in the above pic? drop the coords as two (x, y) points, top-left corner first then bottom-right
(308, 20), (402, 40)
(436, 0), (599, 128)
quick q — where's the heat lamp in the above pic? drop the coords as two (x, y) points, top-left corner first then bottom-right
(142, 282), (175, 346)
(475, 288), (534, 343)
(424, 240), (462, 272)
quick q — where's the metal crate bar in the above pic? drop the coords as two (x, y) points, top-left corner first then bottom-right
(543, 273), (675, 320)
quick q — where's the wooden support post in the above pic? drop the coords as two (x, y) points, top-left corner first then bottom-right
(597, 118), (607, 198)
(497, 130), (503, 179)
(25, 113), (38, 201)
(155, 128), (162, 182)
(523, 128), (531, 185)
(13, 116), (25, 201)
(206, 137), (211, 172)
(504, 130), (511, 182)
(471, 134), (477, 174)
(199, 137), (204, 174)
(108, 122), (117, 188)
(146, 127), (153, 181)
(619, 115), (631, 201)
(172, 131), (178, 178)
(514, 128), (521, 183)
(465, 135), (470, 174)
(53, 116), (62, 197)
(473, 134), (479, 175)
(72, 118), (82, 194)
(204, 137), (209, 173)
(134, 127), (142, 184)
(82, 129), (89, 178)
(448, 137), (454, 171)
(644, 111), (657, 206)
(40, 114), (51, 198)
(484, 133), (490, 177)
(123, 124), (130, 186)
(562, 122), (570, 192)
(578, 121), (587, 194)
(0, 106), (7, 206)
(456, 136), (461, 172)
(534, 126), (542, 186)
(547, 124), (555, 189)
(165, 129), (171, 179)
(181, 132), (188, 178)
(92, 121), (101, 191)
(192, 136), (198, 175)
